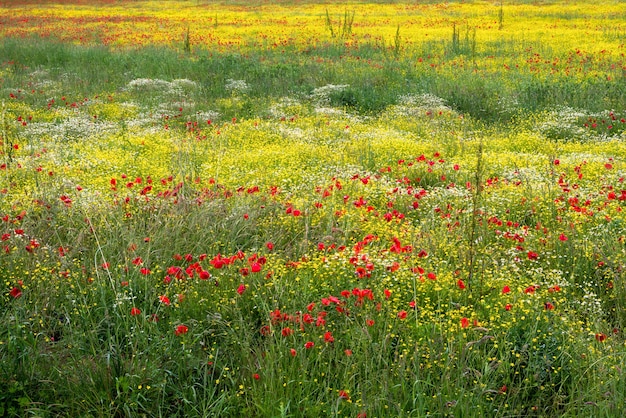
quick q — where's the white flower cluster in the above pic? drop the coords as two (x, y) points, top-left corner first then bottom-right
(309, 84), (350, 106)
(126, 78), (198, 96)
(23, 115), (118, 141)
(225, 78), (250, 94)
(390, 93), (454, 117)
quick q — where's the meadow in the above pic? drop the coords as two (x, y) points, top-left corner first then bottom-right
(1, 0), (626, 416)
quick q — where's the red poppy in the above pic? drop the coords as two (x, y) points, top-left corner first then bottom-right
(366, 319), (375, 327)
(233, 284), (245, 296)
(175, 324), (189, 336)
(397, 310), (407, 320)
(344, 349), (352, 356)
(595, 333), (607, 342)
(460, 317), (469, 328)
(457, 279), (466, 289)
(324, 331), (334, 343)
(132, 257), (143, 266)
(130, 307), (141, 316)
(502, 285), (511, 294)
(253, 373), (260, 380)
(527, 251), (538, 260)
(290, 348), (297, 357)
(544, 302), (555, 310)
(427, 272), (437, 280)
(338, 390), (350, 400)
(140, 267), (151, 275)
(505, 303), (512, 311)
(9, 286), (22, 299)
(281, 327), (293, 337)
(524, 285), (539, 294)
(159, 295), (171, 306)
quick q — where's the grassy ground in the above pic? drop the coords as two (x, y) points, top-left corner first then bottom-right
(1, 1), (626, 416)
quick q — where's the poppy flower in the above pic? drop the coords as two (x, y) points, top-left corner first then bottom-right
(461, 317), (469, 328)
(524, 285), (539, 294)
(305, 341), (315, 349)
(281, 327), (293, 337)
(9, 286), (22, 298)
(290, 348), (297, 357)
(397, 310), (407, 320)
(338, 390), (350, 400)
(175, 324), (189, 336)
(527, 251), (538, 260)
(324, 331), (334, 343)
(253, 373), (260, 380)
(457, 279), (466, 289)
(595, 333), (607, 342)
(237, 284), (246, 295)
(159, 295), (171, 306)
(502, 285), (511, 294)
(130, 307), (141, 316)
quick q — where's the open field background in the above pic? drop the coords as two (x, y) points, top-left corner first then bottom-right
(1, 1), (626, 416)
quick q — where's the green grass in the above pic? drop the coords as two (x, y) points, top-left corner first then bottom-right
(2, 36), (624, 122)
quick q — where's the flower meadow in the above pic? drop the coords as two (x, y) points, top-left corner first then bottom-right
(1, 0), (626, 416)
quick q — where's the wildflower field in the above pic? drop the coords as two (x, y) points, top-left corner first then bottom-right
(1, 0), (626, 416)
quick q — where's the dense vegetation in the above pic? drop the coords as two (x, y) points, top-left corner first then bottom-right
(1, 1), (625, 416)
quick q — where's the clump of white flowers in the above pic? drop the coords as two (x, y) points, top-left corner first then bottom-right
(225, 79), (250, 95)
